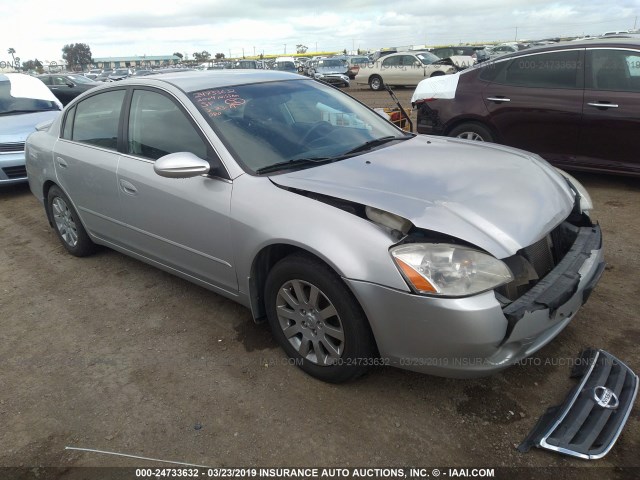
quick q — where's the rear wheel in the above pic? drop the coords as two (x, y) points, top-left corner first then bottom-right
(47, 185), (97, 257)
(265, 253), (376, 383)
(449, 122), (494, 142)
(369, 75), (384, 91)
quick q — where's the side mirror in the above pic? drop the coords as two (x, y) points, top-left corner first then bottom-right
(154, 152), (210, 178)
(66, 82), (74, 88)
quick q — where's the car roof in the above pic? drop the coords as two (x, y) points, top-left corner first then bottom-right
(493, 37), (640, 60)
(107, 70), (307, 93)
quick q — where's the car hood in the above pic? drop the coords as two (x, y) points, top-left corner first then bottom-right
(270, 135), (574, 258)
(0, 110), (61, 143)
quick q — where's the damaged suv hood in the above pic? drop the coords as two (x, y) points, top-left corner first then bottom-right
(271, 135), (574, 258)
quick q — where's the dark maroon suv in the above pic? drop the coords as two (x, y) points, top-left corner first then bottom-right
(414, 38), (640, 176)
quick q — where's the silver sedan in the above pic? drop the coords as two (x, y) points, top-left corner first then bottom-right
(26, 71), (604, 382)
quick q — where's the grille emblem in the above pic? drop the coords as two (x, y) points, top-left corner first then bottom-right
(593, 386), (619, 410)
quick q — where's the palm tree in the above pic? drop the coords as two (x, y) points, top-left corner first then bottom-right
(7, 48), (16, 62)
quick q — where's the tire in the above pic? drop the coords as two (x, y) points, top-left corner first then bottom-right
(264, 253), (376, 383)
(47, 185), (97, 257)
(369, 75), (384, 91)
(448, 122), (494, 142)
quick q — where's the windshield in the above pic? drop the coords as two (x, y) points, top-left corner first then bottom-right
(113, 69), (129, 75)
(274, 62), (295, 71)
(416, 52), (440, 65)
(0, 77), (60, 115)
(189, 79), (410, 174)
(68, 74), (94, 84)
(319, 60), (344, 68)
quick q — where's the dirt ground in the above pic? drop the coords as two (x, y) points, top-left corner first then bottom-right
(0, 85), (638, 479)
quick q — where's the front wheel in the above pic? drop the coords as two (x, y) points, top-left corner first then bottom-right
(369, 75), (384, 91)
(448, 122), (494, 142)
(265, 253), (376, 383)
(47, 185), (97, 257)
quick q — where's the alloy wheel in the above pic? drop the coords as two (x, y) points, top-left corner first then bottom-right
(52, 197), (79, 247)
(456, 131), (485, 141)
(275, 279), (345, 366)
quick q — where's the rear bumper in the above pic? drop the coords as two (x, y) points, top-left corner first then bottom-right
(346, 225), (604, 378)
(519, 349), (638, 459)
(415, 103), (445, 135)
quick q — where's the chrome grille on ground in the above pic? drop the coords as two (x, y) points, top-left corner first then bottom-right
(0, 142), (25, 153)
(519, 349), (638, 459)
(2, 165), (27, 179)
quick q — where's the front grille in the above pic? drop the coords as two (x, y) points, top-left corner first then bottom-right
(0, 142), (25, 153)
(522, 235), (555, 278)
(497, 221), (580, 302)
(2, 165), (27, 179)
(519, 349), (638, 459)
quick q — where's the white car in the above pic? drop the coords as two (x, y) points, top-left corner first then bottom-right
(354, 51), (457, 91)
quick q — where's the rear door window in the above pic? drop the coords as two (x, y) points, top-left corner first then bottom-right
(72, 90), (126, 149)
(497, 50), (582, 89)
(586, 48), (640, 92)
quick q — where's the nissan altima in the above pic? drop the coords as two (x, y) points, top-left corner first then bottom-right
(26, 70), (604, 383)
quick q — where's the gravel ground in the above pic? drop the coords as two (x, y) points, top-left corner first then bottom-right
(0, 84), (638, 479)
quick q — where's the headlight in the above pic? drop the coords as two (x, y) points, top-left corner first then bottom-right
(554, 168), (593, 213)
(390, 243), (513, 296)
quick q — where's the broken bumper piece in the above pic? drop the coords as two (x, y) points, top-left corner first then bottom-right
(518, 349), (638, 459)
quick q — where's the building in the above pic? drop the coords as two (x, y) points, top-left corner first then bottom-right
(93, 55), (181, 69)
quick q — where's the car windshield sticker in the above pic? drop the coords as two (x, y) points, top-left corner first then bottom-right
(191, 89), (246, 117)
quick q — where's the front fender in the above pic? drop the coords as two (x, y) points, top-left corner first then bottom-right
(230, 174), (409, 299)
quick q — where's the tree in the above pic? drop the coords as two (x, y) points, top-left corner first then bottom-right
(215, 53), (225, 60)
(22, 59), (43, 74)
(62, 43), (93, 71)
(193, 50), (211, 63)
(7, 48), (16, 62)
(173, 52), (184, 59)
(296, 44), (308, 54)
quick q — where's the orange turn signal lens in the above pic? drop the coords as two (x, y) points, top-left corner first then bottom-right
(395, 258), (437, 293)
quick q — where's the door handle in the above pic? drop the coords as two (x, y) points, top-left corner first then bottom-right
(119, 179), (138, 195)
(56, 157), (68, 168)
(486, 97), (511, 103)
(587, 102), (619, 109)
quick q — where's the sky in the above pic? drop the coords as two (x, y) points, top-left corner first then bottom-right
(1, 0), (639, 63)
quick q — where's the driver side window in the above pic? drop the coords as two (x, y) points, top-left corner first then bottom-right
(127, 89), (208, 161)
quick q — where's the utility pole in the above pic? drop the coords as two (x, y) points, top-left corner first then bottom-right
(253, 46), (256, 57)
(515, 26), (518, 41)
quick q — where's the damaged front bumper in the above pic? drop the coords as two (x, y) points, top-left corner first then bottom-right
(519, 349), (638, 459)
(345, 223), (604, 377)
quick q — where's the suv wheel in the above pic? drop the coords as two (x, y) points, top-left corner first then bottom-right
(449, 122), (494, 142)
